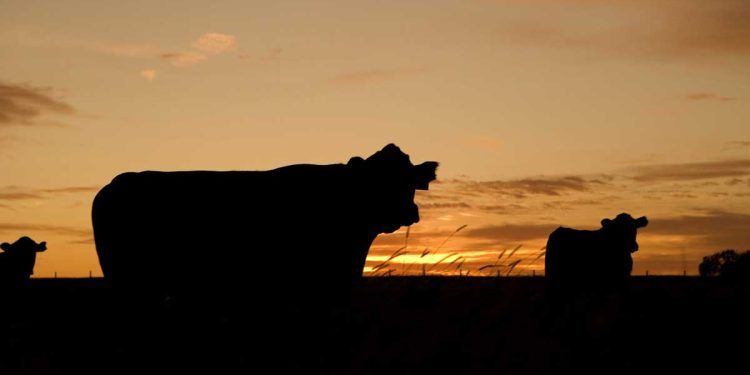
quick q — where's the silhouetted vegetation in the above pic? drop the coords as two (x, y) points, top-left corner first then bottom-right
(1, 277), (749, 373)
(699, 249), (750, 280)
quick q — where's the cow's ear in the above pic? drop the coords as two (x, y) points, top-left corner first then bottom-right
(37, 241), (47, 252)
(381, 143), (402, 154)
(367, 144), (410, 165)
(413, 161), (438, 190)
(0, 243), (9, 251)
(601, 218), (613, 227)
(347, 156), (365, 167)
(635, 216), (649, 228)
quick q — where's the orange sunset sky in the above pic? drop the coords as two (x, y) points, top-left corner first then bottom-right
(1, 0), (749, 277)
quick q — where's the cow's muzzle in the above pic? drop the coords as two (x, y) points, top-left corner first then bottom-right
(413, 161), (439, 190)
(404, 203), (420, 226)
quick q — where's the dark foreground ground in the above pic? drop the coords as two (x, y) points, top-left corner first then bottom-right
(1, 276), (748, 374)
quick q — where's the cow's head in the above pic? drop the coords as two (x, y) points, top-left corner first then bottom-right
(0, 236), (47, 253)
(348, 144), (438, 234)
(601, 213), (648, 253)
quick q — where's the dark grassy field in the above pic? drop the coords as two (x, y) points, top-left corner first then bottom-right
(1, 276), (748, 374)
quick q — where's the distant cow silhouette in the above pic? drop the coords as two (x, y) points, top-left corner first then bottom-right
(545, 213), (648, 287)
(0, 236), (47, 284)
(92, 144), (438, 300)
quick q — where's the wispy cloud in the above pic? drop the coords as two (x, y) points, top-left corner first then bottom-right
(10, 29), (237, 74)
(159, 32), (237, 68)
(371, 228), (449, 248)
(0, 223), (91, 238)
(463, 223), (558, 242)
(645, 210), (750, 250)
(140, 69), (157, 81)
(476, 203), (528, 214)
(0, 82), (75, 127)
(159, 51), (208, 67)
(0, 185), (99, 201)
(420, 202), (472, 210)
(38, 186), (99, 194)
(192, 33), (236, 55)
(685, 92), (737, 101)
(455, 176), (606, 198)
(498, 0), (750, 62)
(627, 159), (750, 182)
(67, 236), (94, 245)
(331, 68), (425, 85)
(0, 192), (43, 200)
(541, 198), (606, 211)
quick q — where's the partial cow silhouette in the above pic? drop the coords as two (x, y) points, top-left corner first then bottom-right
(545, 213), (648, 288)
(92, 144), (438, 302)
(0, 236), (47, 285)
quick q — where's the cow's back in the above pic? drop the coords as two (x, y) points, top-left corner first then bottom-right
(92, 165), (375, 299)
(545, 227), (601, 284)
(545, 225), (636, 290)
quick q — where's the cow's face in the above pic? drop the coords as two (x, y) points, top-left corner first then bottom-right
(601, 213), (648, 253)
(1, 237), (47, 253)
(349, 144), (438, 234)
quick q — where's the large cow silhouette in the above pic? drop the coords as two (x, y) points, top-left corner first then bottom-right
(545, 213), (648, 287)
(92, 144), (437, 300)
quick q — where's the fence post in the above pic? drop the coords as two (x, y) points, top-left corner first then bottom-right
(532, 270), (535, 277)
(54, 272), (57, 279)
(422, 264), (426, 277)
(646, 270), (649, 276)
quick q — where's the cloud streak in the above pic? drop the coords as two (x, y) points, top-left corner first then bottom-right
(498, 0), (750, 62)
(628, 159), (750, 182)
(159, 52), (208, 67)
(685, 92), (737, 101)
(0, 185), (99, 202)
(160, 33), (237, 68)
(0, 223), (91, 238)
(463, 223), (558, 242)
(192, 33), (237, 55)
(0, 82), (75, 127)
(140, 69), (157, 81)
(454, 176), (606, 198)
(645, 210), (750, 250)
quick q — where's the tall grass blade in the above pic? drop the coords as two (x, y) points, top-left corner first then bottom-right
(427, 252), (460, 271)
(433, 225), (467, 256)
(506, 259), (522, 276)
(507, 244), (523, 259)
